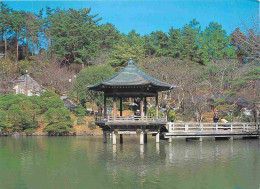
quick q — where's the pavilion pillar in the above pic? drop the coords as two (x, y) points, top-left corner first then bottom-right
(120, 97), (123, 117)
(140, 97), (144, 118)
(112, 131), (116, 145)
(120, 134), (123, 144)
(155, 94), (159, 118)
(144, 97), (147, 116)
(113, 96), (116, 120)
(104, 97), (107, 118)
(156, 132), (160, 143)
(103, 132), (107, 143)
(144, 133), (148, 143)
(140, 131), (144, 145)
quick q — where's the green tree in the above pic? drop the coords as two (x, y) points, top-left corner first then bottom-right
(44, 107), (73, 135)
(73, 64), (115, 109)
(7, 98), (39, 132)
(40, 90), (64, 111)
(168, 28), (182, 58)
(98, 23), (120, 50)
(181, 19), (202, 62)
(48, 8), (102, 65)
(10, 11), (26, 61)
(108, 32), (145, 67)
(0, 2), (12, 60)
(150, 30), (169, 56)
(200, 22), (236, 64)
(0, 110), (10, 134)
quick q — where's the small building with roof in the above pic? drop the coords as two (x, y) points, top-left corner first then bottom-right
(88, 58), (175, 144)
(13, 74), (45, 96)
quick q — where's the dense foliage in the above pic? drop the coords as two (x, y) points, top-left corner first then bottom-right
(0, 91), (73, 135)
(73, 64), (115, 109)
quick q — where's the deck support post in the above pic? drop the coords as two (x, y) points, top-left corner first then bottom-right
(140, 132), (144, 145)
(113, 96), (116, 120)
(156, 132), (160, 143)
(120, 97), (122, 117)
(120, 134), (123, 144)
(112, 131), (116, 145)
(144, 133), (148, 143)
(140, 144), (144, 159)
(103, 132), (107, 143)
(155, 94), (158, 118)
(168, 137), (172, 143)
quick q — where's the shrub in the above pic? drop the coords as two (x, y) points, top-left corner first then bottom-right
(44, 107), (74, 135)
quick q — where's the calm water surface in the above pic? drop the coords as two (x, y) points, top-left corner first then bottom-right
(0, 136), (259, 189)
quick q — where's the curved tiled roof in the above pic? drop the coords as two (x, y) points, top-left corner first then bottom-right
(88, 59), (174, 92)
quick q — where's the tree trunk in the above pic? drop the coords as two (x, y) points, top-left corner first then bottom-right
(4, 31), (7, 60)
(16, 32), (19, 61)
(32, 43), (34, 56)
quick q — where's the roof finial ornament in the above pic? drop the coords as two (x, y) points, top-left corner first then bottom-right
(128, 58), (134, 66)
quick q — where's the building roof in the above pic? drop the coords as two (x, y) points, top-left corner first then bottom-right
(14, 74), (42, 89)
(88, 58), (174, 92)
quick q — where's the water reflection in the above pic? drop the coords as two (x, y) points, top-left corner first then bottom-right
(0, 136), (259, 189)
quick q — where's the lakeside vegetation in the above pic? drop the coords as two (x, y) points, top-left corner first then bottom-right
(0, 2), (259, 134)
(0, 91), (74, 135)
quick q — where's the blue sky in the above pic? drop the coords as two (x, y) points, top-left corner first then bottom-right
(4, 0), (259, 35)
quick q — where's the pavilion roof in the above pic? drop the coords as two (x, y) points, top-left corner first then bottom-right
(88, 58), (175, 92)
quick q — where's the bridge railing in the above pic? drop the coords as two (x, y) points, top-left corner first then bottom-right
(95, 114), (167, 122)
(167, 122), (259, 133)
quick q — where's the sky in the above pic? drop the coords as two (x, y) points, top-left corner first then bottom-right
(4, 0), (259, 35)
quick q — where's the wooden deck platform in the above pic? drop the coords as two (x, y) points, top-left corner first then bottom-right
(95, 115), (168, 131)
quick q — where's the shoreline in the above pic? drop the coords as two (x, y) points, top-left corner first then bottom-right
(0, 131), (103, 137)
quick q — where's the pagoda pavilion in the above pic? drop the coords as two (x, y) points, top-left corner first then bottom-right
(88, 58), (174, 144)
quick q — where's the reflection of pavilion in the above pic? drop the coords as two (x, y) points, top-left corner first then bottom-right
(88, 58), (174, 144)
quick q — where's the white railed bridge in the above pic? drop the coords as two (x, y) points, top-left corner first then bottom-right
(165, 122), (259, 142)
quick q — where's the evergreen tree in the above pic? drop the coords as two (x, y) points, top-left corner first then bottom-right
(0, 2), (12, 59)
(168, 27), (182, 58)
(181, 19), (201, 62)
(150, 30), (169, 56)
(200, 22), (236, 64)
(10, 11), (26, 61)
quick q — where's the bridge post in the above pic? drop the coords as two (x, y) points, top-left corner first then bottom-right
(216, 123), (218, 131)
(103, 132), (107, 143)
(140, 131), (144, 145)
(185, 124), (188, 132)
(112, 131), (116, 145)
(156, 132), (160, 143)
(230, 124), (233, 132)
(120, 134), (123, 144)
(199, 123), (203, 131)
(144, 133), (148, 143)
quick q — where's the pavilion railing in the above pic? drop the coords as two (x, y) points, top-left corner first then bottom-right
(166, 122), (260, 133)
(95, 114), (167, 122)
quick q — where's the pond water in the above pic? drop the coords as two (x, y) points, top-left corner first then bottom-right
(0, 136), (259, 189)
